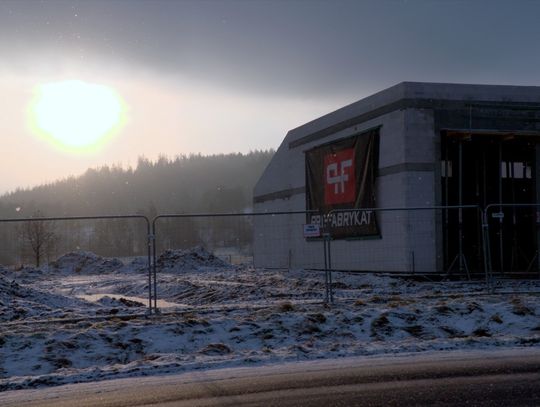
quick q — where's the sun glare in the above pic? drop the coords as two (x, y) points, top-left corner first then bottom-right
(29, 80), (126, 152)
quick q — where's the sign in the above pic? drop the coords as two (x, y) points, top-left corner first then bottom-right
(492, 212), (505, 219)
(305, 129), (380, 239)
(303, 223), (321, 238)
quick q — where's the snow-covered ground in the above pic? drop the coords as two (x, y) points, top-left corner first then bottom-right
(0, 249), (539, 391)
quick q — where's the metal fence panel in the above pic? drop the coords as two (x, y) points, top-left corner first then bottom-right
(151, 211), (326, 310)
(326, 206), (484, 276)
(0, 215), (153, 314)
(485, 203), (540, 277)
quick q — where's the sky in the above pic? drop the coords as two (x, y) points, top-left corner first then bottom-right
(1, 0), (540, 194)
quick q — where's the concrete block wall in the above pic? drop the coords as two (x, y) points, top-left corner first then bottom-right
(254, 108), (422, 272)
(254, 82), (540, 272)
(252, 197), (324, 269)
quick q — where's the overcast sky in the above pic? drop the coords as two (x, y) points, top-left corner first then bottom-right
(1, 0), (540, 194)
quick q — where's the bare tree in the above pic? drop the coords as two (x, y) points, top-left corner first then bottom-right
(22, 210), (57, 267)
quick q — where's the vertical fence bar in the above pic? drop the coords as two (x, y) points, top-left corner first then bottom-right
(480, 208), (492, 291)
(323, 233), (329, 303)
(152, 217), (158, 313)
(147, 230), (153, 314)
(498, 142), (504, 274)
(458, 140), (464, 274)
(327, 235), (334, 304)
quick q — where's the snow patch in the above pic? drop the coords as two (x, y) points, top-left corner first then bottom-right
(0, 249), (539, 391)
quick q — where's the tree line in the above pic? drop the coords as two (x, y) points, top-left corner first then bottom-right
(0, 151), (274, 266)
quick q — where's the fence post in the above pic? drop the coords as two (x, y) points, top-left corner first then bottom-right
(147, 231), (154, 314)
(480, 208), (493, 292)
(328, 234), (334, 304)
(323, 232), (329, 304)
(323, 233), (328, 303)
(322, 232), (334, 305)
(151, 217), (159, 314)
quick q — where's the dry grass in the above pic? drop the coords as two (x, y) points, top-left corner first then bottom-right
(369, 295), (386, 304)
(42, 355), (72, 370)
(370, 313), (392, 337)
(199, 343), (231, 355)
(435, 305), (453, 315)
(403, 325), (425, 338)
(439, 326), (465, 338)
(183, 315), (210, 327)
(490, 314), (503, 324)
(307, 313), (326, 324)
(278, 301), (294, 312)
(466, 302), (483, 314)
(472, 328), (491, 337)
(352, 315), (364, 324)
(301, 324), (321, 335)
(510, 299), (535, 316)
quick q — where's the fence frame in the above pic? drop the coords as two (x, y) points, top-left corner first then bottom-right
(150, 210), (320, 312)
(6, 204), (540, 317)
(484, 203), (540, 282)
(0, 214), (153, 312)
(325, 205), (487, 283)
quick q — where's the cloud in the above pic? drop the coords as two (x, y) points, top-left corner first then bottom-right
(2, 1), (540, 100)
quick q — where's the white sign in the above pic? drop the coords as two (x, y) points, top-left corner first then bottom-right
(492, 212), (505, 219)
(303, 223), (321, 238)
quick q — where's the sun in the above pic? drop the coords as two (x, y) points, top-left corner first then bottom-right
(29, 80), (126, 152)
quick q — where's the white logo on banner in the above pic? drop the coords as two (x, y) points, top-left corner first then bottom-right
(326, 159), (352, 194)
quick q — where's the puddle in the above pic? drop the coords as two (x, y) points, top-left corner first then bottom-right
(77, 294), (186, 309)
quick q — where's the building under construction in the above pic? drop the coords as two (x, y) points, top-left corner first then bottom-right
(253, 82), (540, 274)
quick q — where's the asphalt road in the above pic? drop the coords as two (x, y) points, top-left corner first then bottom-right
(2, 349), (540, 406)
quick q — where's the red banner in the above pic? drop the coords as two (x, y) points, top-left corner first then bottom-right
(305, 129), (379, 238)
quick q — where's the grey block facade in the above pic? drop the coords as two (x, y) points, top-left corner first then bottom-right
(253, 82), (540, 272)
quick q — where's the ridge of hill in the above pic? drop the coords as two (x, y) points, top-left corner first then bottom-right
(0, 150), (274, 218)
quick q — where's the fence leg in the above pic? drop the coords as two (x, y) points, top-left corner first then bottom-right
(152, 230), (159, 314)
(483, 209), (496, 293)
(328, 236), (334, 304)
(481, 211), (491, 293)
(323, 235), (329, 304)
(525, 251), (538, 275)
(147, 233), (154, 315)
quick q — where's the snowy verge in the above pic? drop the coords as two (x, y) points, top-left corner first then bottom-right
(0, 250), (538, 391)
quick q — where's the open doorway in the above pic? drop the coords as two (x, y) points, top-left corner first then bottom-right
(441, 131), (539, 275)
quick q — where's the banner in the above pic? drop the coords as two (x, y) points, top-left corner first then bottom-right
(305, 129), (380, 238)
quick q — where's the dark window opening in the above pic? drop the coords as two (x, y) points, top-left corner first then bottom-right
(441, 132), (538, 275)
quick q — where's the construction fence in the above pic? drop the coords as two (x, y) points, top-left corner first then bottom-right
(0, 205), (539, 313)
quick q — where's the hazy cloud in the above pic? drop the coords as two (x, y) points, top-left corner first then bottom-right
(2, 0), (540, 194)
(2, 0), (540, 98)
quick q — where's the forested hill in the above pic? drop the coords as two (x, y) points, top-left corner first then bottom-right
(0, 150), (274, 218)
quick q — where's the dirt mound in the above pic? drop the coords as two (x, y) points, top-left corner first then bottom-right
(123, 256), (149, 273)
(0, 265), (44, 283)
(157, 246), (230, 271)
(50, 251), (123, 274)
(0, 276), (88, 321)
(96, 295), (145, 308)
